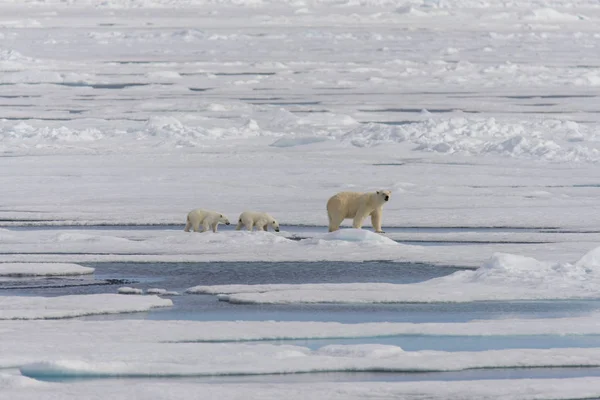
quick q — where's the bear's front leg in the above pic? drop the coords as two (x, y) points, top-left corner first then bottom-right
(371, 209), (385, 233)
(352, 206), (368, 229)
(211, 222), (219, 233)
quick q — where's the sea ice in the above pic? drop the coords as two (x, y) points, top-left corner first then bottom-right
(117, 287), (143, 295)
(0, 263), (94, 277)
(0, 294), (172, 320)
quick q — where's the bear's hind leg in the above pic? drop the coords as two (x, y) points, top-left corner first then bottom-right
(328, 212), (344, 232)
(235, 220), (243, 230)
(184, 219), (192, 232)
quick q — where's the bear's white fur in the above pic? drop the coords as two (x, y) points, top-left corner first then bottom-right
(184, 209), (230, 233)
(326, 190), (391, 233)
(236, 211), (280, 232)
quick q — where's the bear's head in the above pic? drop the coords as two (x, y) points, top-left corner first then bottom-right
(219, 214), (231, 225)
(271, 218), (280, 232)
(376, 190), (392, 203)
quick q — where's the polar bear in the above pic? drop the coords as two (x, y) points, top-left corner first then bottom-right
(236, 211), (280, 232)
(326, 190), (391, 233)
(184, 209), (230, 233)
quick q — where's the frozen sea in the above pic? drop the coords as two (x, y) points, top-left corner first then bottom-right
(3, 0), (600, 398)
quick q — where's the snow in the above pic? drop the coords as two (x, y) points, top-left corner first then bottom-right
(4, 378), (600, 400)
(146, 288), (167, 295)
(0, 228), (423, 265)
(2, 318), (600, 395)
(309, 229), (398, 244)
(6, 317), (600, 348)
(0, 294), (172, 320)
(15, 344), (600, 378)
(117, 287), (143, 295)
(0, 263), (93, 276)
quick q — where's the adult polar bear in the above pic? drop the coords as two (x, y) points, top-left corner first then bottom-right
(326, 190), (392, 233)
(236, 211), (280, 232)
(184, 209), (230, 233)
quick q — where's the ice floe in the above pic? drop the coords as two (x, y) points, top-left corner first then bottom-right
(117, 287), (143, 295)
(4, 378), (600, 400)
(0, 294), (172, 320)
(0, 263), (93, 277)
(17, 345), (600, 378)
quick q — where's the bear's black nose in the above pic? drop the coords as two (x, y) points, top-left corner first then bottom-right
(226, 222), (230, 225)
(385, 196), (389, 201)
(275, 228), (280, 232)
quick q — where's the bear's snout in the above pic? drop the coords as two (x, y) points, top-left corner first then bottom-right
(384, 195), (389, 201)
(275, 228), (280, 232)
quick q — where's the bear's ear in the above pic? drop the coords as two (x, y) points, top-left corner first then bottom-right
(220, 214), (223, 217)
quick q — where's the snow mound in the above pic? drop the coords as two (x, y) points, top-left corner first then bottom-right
(0, 123), (104, 143)
(343, 118), (600, 162)
(311, 229), (397, 245)
(118, 287), (143, 295)
(0, 263), (94, 277)
(342, 123), (406, 148)
(0, 49), (36, 63)
(0, 294), (172, 320)
(574, 247), (600, 270)
(137, 116), (264, 146)
(523, 8), (583, 22)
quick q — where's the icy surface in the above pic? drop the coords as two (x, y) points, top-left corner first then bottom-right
(16, 344), (600, 378)
(0, 294), (172, 320)
(0, 263), (93, 276)
(117, 287), (143, 295)
(310, 229), (398, 244)
(4, 378), (600, 400)
(7, 318), (600, 347)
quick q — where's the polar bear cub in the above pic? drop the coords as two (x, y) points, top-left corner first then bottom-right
(326, 190), (391, 233)
(236, 211), (280, 232)
(184, 209), (230, 233)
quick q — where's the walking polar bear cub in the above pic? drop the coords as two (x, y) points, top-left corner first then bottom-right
(236, 211), (280, 232)
(184, 209), (230, 233)
(326, 190), (392, 233)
